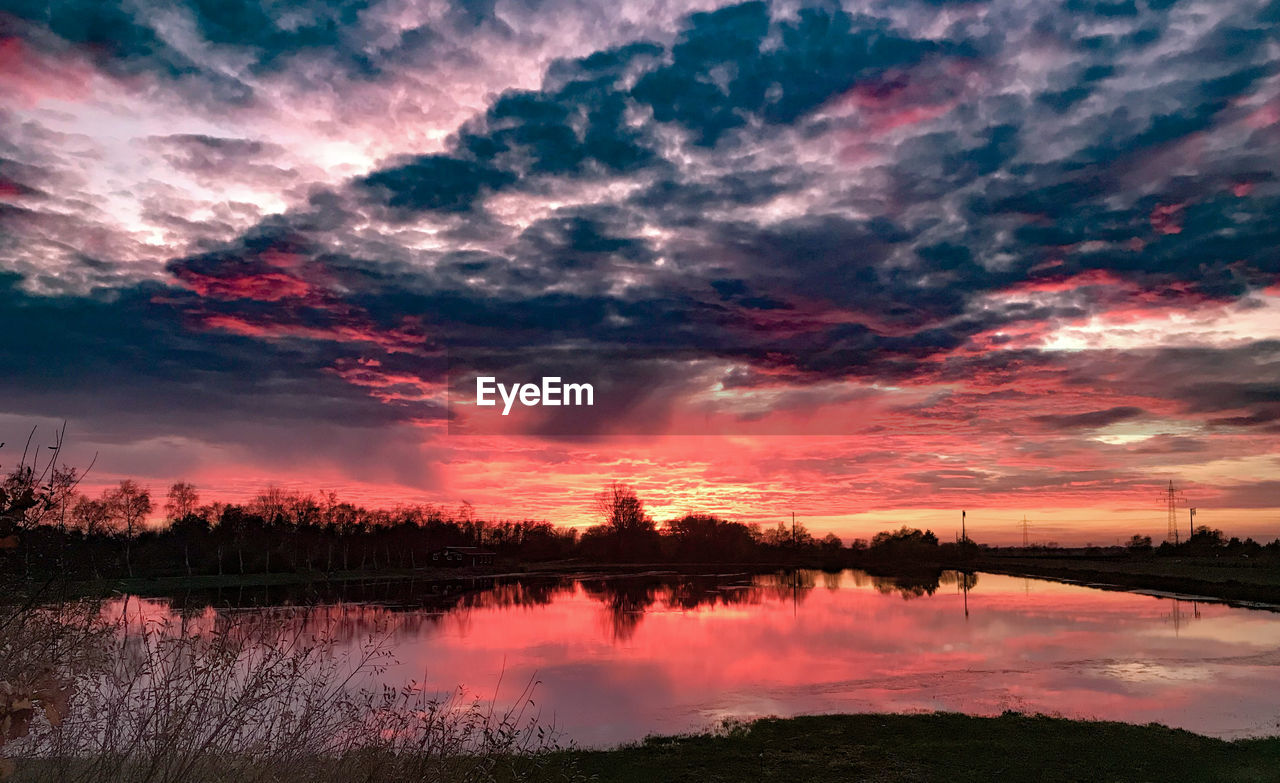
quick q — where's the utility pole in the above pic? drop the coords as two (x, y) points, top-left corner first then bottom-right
(1189, 507), (1197, 541)
(1166, 481), (1180, 545)
(961, 510), (967, 544)
(789, 511), (799, 616)
(1020, 515), (1031, 548)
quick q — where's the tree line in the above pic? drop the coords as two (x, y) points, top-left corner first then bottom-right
(4, 435), (1276, 582)
(0, 447), (854, 577)
(0, 444), (962, 580)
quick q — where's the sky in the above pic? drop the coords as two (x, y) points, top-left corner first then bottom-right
(1, 0), (1279, 544)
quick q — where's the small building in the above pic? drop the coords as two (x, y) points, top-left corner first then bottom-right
(430, 546), (496, 567)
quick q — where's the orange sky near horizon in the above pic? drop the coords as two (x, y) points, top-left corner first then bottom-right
(3, 0), (1280, 549)
(55, 427), (1280, 546)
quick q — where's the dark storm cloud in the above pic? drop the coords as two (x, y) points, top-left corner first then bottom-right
(359, 156), (517, 214)
(1033, 406), (1146, 430)
(355, 2), (947, 212)
(1029, 342), (1280, 434)
(3, 0), (630, 115)
(628, 166), (800, 220)
(1180, 380), (1280, 412)
(628, 2), (946, 145)
(516, 212), (655, 270)
(0, 271), (445, 435)
(5, 0), (1280, 436)
(1, 2), (252, 104)
(325, 0), (1280, 396)
(1, 0), (379, 104)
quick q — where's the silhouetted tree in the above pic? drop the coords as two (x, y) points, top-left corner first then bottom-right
(1182, 525), (1226, 555)
(869, 526), (940, 563)
(71, 496), (110, 536)
(593, 482), (657, 561)
(105, 480), (151, 577)
(164, 482), (200, 522)
(166, 486), (209, 577)
(12, 450), (1280, 584)
(767, 520), (813, 547)
(1126, 534), (1153, 552)
(663, 513), (756, 562)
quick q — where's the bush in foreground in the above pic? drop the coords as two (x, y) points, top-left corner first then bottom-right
(2, 600), (576, 783)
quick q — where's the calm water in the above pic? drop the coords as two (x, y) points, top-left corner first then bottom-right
(123, 570), (1280, 747)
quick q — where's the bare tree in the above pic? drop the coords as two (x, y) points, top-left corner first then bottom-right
(1, 425), (92, 576)
(71, 496), (111, 537)
(164, 481), (200, 522)
(105, 480), (151, 577)
(1, 462), (79, 531)
(251, 485), (290, 524)
(594, 482), (654, 560)
(163, 482), (205, 576)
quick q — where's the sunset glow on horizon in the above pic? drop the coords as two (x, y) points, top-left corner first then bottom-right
(3, 0), (1279, 545)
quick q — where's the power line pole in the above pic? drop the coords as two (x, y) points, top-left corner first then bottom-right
(789, 511), (799, 615)
(961, 510), (966, 544)
(1020, 515), (1030, 548)
(1166, 480), (1180, 545)
(1189, 507), (1196, 541)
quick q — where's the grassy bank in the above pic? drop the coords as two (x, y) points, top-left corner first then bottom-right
(544, 713), (1280, 783)
(974, 554), (1280, 606)
(15, 712), (1278, 782)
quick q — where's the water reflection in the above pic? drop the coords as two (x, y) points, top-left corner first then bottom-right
(113, 570), (1280, 747)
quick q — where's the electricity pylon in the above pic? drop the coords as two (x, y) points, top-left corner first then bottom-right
(1165, 480), (1187, 545)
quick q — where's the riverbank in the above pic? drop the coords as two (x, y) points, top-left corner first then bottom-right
(973, 554), (1280, 607)
(64, 562), (745, 600)
(15, 712), (1277, 782)
(543, 712), (1280, 783)
(42, 553), (1280, 609)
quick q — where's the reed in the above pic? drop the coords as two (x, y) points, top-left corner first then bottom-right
(3, 599), (576, 783)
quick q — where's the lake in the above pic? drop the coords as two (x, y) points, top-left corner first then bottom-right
(117, 569), (1280, 747)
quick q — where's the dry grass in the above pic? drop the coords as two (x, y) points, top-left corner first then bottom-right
(2, 597), (578, 783)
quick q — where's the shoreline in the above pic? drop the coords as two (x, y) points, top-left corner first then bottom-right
(25, 555), (1280, 612)
(14, 713), (1280, 782)
(544, 712), (1280, 782)
(971, 556), (1280, 610)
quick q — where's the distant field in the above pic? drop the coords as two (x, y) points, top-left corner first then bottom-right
(976, 555), (1280, 605)
(544, 712), (1280, 783)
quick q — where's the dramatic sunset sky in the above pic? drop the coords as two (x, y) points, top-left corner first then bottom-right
(2, 0), (1279, 543)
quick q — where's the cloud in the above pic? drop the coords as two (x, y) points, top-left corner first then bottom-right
(359, 155), (517, 214)
(1033, 406), (1147, 430)
(1, 0), (1279, 515)
(0, 271), (445, 430)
